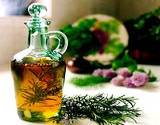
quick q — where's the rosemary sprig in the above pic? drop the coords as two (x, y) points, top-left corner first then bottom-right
(20, 66), (62, 106)
(58, 94), (140, 125)
(20, 79), (61, 106)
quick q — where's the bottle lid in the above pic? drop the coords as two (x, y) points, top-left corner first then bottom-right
(26, 3), (51, 29)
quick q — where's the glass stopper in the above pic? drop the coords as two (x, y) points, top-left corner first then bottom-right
(28, 3), (47, 18)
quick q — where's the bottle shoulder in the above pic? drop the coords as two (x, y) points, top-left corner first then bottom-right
(12, 48), (32, 62)
(12, 48), (64, 64)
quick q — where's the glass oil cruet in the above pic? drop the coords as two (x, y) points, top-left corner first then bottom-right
(11, 3), (68, 122)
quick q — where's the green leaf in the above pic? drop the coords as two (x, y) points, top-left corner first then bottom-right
(77, 18), (97, 29)
(112, 60), (123, 70)
(137, 68), (157, 82)
(71, 75), (110, 87)
(99, 19), (121, 34)
(105, 38), (125, 56)
(149, 76), (157, 82)
(112, 51), (137, 72)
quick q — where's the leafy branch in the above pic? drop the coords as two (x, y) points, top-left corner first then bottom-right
(56, 94), (141, 125)
(20, 79), (61, 108)
(60, 18), (98, 57)
(20, 66), (62, 106)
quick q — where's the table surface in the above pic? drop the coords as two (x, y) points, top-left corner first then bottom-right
(0, 64), (160, 125)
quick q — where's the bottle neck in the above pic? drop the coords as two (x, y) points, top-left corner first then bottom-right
(28, 28), (48, 50)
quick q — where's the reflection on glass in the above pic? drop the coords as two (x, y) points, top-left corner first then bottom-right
(0, 0), (40, 16)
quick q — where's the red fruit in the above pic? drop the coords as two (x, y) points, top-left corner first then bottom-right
(92, 29), (109, 54)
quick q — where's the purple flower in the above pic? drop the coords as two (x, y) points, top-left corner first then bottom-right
(122, 78), (136, 88)
(130, 72), (149, 87)
(92, 69), (103, 76)
(111, 75), (125, 86)
(117, 68), (132, 77)
(102, 69), (117, 78)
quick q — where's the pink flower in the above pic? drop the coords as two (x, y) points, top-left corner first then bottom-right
(130, 72), (149, 87)
(111, 75), (125, 86)
(102, 69), (117, 78)
(123, 78), (136, 88)
(117, 68), (132, 77)
(92, 69), (103, 76)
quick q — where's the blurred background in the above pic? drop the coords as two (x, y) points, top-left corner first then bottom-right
(0, 0), (159, 65)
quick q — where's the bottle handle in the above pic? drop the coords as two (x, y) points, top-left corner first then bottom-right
(47, 31), (68, 55)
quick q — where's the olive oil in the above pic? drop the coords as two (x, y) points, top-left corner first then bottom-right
(11, 3), (68, 122)
(11, 57), (66, 122)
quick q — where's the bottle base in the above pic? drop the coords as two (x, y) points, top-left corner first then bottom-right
(17, 110), (59, 122)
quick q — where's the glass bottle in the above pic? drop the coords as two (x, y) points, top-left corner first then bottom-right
(11, 3), (68, 122)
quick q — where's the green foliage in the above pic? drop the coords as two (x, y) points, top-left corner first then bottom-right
(134, 7), (160, 29)
(99, 19), (121, 34)
(112, 51), (137, 72)
(60, 18), (124, 57)
(150, 25), (160, 41)
(125, 7), (160, 52)
(77, 18), (97, 29)
(71, 75), (110, 87)
(60, 19), (99, 56)
(59, 94), (141, 125)
(105, 38), (125, 56)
